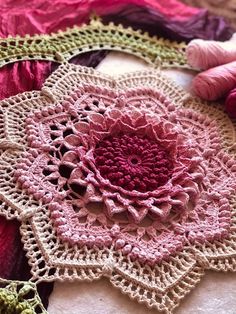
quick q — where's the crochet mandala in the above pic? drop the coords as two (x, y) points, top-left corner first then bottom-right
(0, 279), (46, 313)
(1, 63), (236, 313)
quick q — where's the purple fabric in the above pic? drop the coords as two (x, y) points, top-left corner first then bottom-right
(103, 5), (234, 42)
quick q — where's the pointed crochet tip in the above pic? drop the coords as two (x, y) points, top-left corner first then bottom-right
(89, 12), (102, 27)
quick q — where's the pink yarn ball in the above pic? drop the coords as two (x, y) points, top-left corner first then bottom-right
(192, 61), (236, 101)
(225, 87), (236, 118)
(187, 38), (236, 70)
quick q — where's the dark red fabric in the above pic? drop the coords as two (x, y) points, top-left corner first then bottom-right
(0, 217), (22, 279)
(0, 216), (53, 308)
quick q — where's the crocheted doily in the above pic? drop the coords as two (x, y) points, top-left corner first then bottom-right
(1, 63), (236, 313)
(0, 279), (46, 313)
(0, 16), (188, 70)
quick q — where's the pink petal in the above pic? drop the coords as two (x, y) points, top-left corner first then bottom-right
(64, 134), (81, 147)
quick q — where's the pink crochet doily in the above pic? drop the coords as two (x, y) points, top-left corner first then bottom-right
(1, 63), (236, 313)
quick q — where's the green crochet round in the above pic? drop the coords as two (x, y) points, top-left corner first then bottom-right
(0, 15), (189, 69)
(0, 281), (47, 314)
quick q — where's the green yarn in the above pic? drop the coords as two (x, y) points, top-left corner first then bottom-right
(0, 281), (47, 314)
(0, 16), (189, 69)
(0, 288), (32, 313)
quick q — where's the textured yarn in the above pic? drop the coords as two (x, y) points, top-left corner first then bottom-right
(187, 37), (236, 69)
(192, 61), (236, 100)
(94, 134), (173, 192)
(0, 280), (47, 314)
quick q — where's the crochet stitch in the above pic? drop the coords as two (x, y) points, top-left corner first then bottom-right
(0, 16), (188, 70)
(1, 63), (236, 313)
(94, 133), (174, 192)
(0, 279), (47, 313)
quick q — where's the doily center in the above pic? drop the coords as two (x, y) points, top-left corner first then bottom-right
(128, 155), (141, 166)
(94, 133), (173, 192)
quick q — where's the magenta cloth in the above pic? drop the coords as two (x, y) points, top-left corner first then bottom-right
(0, 61), (53, 100)
(0, 0), (199, 38)
(225, 87), (236, 118)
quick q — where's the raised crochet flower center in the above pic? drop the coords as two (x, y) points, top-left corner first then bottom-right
(94, 134), (173, 192)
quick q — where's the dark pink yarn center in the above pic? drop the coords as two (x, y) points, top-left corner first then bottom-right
(94, 134), (173, 192)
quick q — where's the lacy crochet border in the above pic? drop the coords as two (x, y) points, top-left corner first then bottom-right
(0, 279), (47, 313)
(0, 64), (236, 314)
(0, 16), (188, 70)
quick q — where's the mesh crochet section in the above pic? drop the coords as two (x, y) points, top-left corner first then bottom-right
(1, 64), (236, 313)
(0, 17), (188, 70)
(0, 279), (47, 313)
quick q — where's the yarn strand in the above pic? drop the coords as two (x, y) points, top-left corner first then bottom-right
(192, 61), (236, 101)
(187, 36), (236, 70)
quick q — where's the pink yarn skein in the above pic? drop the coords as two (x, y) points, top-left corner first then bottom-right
(192, 61), (236, 101)
(225, 87), (236, 118)
(187, 37), (236, 70)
